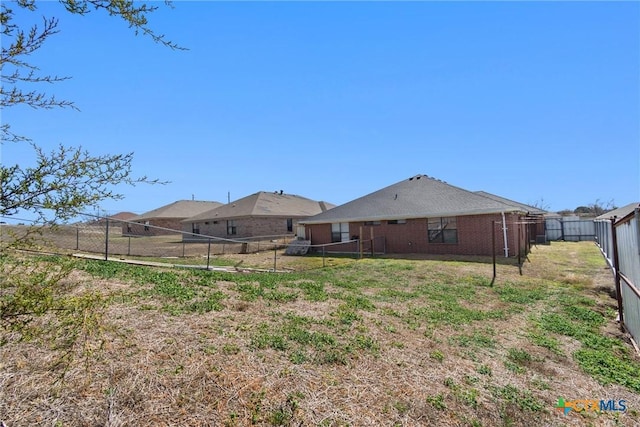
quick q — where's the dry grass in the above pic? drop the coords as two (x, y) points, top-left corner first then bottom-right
(1, 242), (639, 426)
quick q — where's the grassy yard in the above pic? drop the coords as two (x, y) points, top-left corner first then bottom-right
(1, 242), (639, 426)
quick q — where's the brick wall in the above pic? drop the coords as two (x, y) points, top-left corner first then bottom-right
(305, 213), (525, 257)
(124, 218), (184, 236)
(182, 216), (301, 240)
(305, 223), (359, 253)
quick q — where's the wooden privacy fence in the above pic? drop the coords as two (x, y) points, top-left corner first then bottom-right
(595, 208), (640, 350)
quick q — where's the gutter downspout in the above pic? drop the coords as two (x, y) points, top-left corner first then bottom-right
(501, 212), (509, 258)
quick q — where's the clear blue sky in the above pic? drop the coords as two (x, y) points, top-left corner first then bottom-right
(3, 1), (639, 218)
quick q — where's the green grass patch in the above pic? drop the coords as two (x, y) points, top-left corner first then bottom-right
(574, 349), (640, 392)
(527, 329), (563, 355)
(448, 330), (495, 349)
(410, 301), (504, 327)
(507, 347), (533, 365)
(288, 281), (328, 302)
(491, 384), (544, 412)
(533, 286), (640, 393)
(495, 283), (547, 304)
(426, 393), (447, 410)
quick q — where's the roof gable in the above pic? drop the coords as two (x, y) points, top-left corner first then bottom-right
(184, 192), (333, 222)
(302, 174), (529, 224)
(106, 212), (138, 221)
(595, 202), (640, 222)
(133, 200), (223, 220)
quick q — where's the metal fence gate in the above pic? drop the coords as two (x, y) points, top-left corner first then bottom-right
(545, 217), (596, 241)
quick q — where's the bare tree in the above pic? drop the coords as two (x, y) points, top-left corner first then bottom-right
(1, 0), (181, 226)
(1, 0), (181, 359)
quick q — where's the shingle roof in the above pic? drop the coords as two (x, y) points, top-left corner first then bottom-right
(595, 202), (640, 222)
(106, 212), (138, 221)
(474, 191), (547, 215)
(301, 174), (533, 224)
(133, 200), (223, 221)
(183, 192), (334, 222)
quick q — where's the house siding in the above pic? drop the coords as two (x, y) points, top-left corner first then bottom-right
(305, 213), (524, 257)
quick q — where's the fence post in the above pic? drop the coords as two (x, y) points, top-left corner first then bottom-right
(104, 217), (109, 261)
(182, 241), (185, 258)
(273, 243), (277, 272)
(322, 246), (326, 268)
(370, 228), (375, 257)
(491, 220), (496, 286)
(76, 226), (80, 251)
(128, 235), (131, 256)
(517, 224), (522, 276)
(611, 217), (625, 331)
(206, 239), (212, 270)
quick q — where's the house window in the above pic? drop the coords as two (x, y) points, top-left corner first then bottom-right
(286, 218), (293, 232)
(331, 222), (350, 243)
(428, 217), (457, 243)
(388, 219), (407, 225)
(364, 221), (381, 226)
(227, 220), (237, 235)
(192, 223), (200, 235)
(144, 220), (150, 231)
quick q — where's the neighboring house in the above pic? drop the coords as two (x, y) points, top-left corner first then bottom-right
(594, 202), (640, 255)
(109, 212), (138, 221)
(86, 211), (137, 226)
(126, 200), (223, 236)
(181, 191), (334, 240)
(595, 203), (640, 223)
(300, 174), (546, 257)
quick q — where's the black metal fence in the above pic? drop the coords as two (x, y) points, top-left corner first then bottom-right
(0, 213), (295, 271)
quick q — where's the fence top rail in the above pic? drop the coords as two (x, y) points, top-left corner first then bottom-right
(299, 238), (386, 249)
(180, 231), (295, 245)
(613, 209), (640, 227)
(620, 273), (640, 300)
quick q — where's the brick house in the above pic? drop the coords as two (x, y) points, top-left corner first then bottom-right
(181, 191), (333, 240)
(126, 200), (223, 236)
(300, 174), (545, 257)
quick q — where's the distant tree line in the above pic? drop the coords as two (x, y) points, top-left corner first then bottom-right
(557, 199), (618, 217)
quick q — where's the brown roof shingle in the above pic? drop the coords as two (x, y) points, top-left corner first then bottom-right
(183, 192), (333, 222)
(302, 174), (534, 224)
(133, 200), (223, 221)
